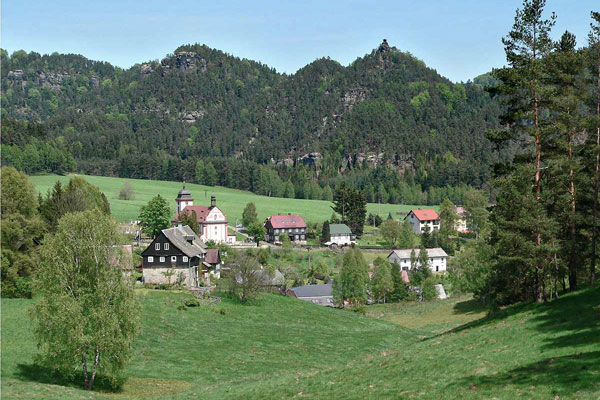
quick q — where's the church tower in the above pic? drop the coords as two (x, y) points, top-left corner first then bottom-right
(175, 183), (194, 214)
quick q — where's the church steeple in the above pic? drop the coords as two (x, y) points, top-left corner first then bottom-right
(175, 182), (194, 214)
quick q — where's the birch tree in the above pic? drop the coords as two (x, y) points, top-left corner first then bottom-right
(30, 209), (139, 390)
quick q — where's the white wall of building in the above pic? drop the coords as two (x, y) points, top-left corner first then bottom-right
(330, 234), (354, 246)
(202, 207), (228, 243)
(388, 252), (447, 272)
(176, 200), (194, 214)
(407, 212), (440, 234)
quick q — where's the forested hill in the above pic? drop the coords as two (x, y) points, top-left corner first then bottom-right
(0, 40), (503, 204)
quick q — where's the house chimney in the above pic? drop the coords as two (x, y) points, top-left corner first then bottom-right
(211, 195), (216, 207)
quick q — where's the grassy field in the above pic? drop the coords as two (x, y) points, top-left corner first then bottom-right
(28, 174), (430, 225)
(2, 287), (599, 399)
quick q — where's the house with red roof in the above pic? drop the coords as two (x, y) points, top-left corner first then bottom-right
(264, 214), (307, 244)
(172, 185), (235, 244)
(405, 208), (440, 234)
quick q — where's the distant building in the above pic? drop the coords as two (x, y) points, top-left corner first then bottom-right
(264, 214), (307, 244)
(327, 224), (356, 246)
(172, 185), (230, 244)
(455, 206), (469, 233)
(289, 282), (334, 306)
(405, 209), (440, 234)
(203, 249), (222, 281)
(388, 248), (448, 273)
(141, 225), (206, 287)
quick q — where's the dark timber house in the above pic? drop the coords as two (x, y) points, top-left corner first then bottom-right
(141, 225), (207, 287)
(263, 214), (307, 244)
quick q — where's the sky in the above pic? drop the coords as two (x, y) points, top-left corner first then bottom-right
(2, 1), (597, 82)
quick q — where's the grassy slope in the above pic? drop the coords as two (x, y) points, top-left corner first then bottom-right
(2, 287), (599, 399)
(28, 174), (428, 225)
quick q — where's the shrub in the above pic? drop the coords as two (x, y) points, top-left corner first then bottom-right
(118, 181), (135, 200)
(421, 277), (438, 301)
(184, 298), (201, 307)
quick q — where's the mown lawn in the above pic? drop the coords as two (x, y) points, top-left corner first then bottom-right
(28, 174), (427, 225)
(2, 287), (599, 399)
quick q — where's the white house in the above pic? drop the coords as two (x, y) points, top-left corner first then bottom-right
(173, 186), (230, 244)
(327, 224), (356, 246)
(455, 206), (469, 233)
(405, 208), (440, 234)
(388, 247), (448, 273)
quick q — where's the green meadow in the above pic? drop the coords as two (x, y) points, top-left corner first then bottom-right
(29, 174), (430, 225)
(2, 287), (598, 399)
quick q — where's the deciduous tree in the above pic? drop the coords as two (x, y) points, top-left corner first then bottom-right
(30, 209), (139, 390)
(138, 195), (171, 238)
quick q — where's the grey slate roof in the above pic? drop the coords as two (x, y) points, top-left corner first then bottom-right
(388, 247), (448, 260)
(259, 269), (285, 286)
(329, 224), (352, 235)
(176, 186), (193, 201)
(291, 282), (333, 298)
(162, 225), (206, 257)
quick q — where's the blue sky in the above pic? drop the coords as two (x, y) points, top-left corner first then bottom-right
(2, 1), (597, 82)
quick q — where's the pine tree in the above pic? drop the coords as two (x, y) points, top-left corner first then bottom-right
(544, 31), (585, 291)
(320, 220), (330, 243)
(589, 11), (600, 285)
(489, 0), (556, 302)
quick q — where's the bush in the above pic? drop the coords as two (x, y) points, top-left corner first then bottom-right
(214, 307), (227, 315)
(420, 277), (438, 301)
(184, 297), (201, 307)
(118, 181), (135, 200)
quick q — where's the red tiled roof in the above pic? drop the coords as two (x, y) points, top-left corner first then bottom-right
(401, 270), (410, 283)
(266, 214), (306, 229)
(410, 208), (439, 221)
(456, 206), (467, 217)
(173, 205), (211, 223)
(205, 249), (220, 264)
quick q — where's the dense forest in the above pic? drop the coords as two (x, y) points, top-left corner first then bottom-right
(1, 40), (503, 205)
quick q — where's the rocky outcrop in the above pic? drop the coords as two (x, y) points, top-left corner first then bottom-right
(89, 76), (100, 89)
(7, 70), (26, 80)
(140, 63), (154, 74)
(377, 39), (391, 68)
(342, 87), (370, 112)
(298, 152), (322, 168)
(179, 109), (206, 123)
(161, 52), (207, 72)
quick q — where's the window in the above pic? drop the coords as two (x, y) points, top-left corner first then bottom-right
(275, 229), (279, 234)
(436, 266), (439, 272)
(295, 228), (299, 233)
(164, 243), (169, 251)
(155, 243), (160, 250)
(148, 256), (154, 263)
(160, 257), (165, 262)
(301, 235), (305, 240)
(183, 256), (188, 262)
(171, 256), (177, 262)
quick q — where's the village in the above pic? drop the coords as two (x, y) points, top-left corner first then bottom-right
(131, 184), (471, 306)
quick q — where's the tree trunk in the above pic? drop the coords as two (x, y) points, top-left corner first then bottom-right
(568, 125), (577, 291)
(85, 348), (100, 390)
(534, 92), (543, 303)
(592, 63), (600, 286)
(81, 349), (89, 390)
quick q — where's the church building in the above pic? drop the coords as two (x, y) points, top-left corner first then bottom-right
(172, 185), (234, 244)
